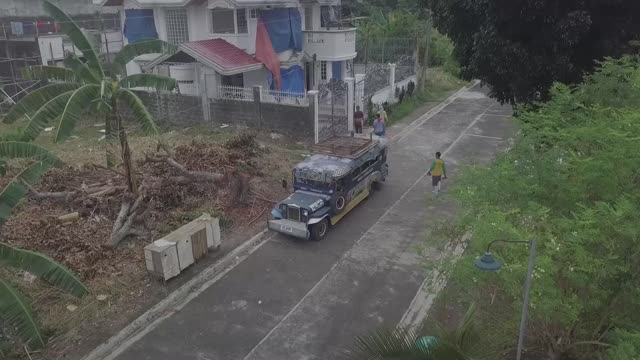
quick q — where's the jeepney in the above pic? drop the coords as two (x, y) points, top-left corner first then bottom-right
(268, 135), (389, 241)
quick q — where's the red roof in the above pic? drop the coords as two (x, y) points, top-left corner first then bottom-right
(180, 39), (261, 75)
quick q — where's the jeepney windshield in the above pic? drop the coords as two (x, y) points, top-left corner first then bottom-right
(293, 174), (334, 194)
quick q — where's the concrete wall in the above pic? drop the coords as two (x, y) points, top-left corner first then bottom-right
(122, 91), (205, 127)
(370, 75), (417, 105)
(210, 97), (314, 136)
(120, 90), (314, 137)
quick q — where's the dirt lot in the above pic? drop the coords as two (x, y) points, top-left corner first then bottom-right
(0, 122), (308, 359)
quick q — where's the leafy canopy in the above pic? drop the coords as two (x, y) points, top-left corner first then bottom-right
(427, 0), (640, 104)
(446, 56), (640, 358)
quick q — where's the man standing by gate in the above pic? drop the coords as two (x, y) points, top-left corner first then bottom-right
(354, 106), (364, 134)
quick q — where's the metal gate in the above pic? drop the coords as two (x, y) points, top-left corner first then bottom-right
(317, 79), (348, 142)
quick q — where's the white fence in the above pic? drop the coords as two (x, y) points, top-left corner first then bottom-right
(217, 85), (307, 106)
(217, 85), (254, 101)
(261, 88), (308, 106)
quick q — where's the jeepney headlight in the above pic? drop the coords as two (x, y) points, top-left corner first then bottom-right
(279, 204), (287, 218)
(301, 209), (309, 222)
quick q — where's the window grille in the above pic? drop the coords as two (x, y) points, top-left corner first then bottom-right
(165, 8), (189, 44)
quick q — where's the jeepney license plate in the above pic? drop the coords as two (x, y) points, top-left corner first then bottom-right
(280, 225), (293, 232)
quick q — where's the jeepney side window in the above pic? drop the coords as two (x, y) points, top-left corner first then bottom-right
(336, 178), (346, 192)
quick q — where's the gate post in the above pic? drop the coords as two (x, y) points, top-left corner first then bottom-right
(253, 85), (262, 129)
(345, 77), (355, 133)
(355, 73), (365, 111)
(388, 63), (397, 103)
(308, 90), (320, 144)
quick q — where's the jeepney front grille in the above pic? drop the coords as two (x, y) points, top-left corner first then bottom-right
(287, 206), (301, 222)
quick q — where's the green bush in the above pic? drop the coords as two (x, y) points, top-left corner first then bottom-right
(441, 56), (640, 360)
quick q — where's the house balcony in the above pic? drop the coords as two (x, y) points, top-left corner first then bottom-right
(302, 28), (357, 62)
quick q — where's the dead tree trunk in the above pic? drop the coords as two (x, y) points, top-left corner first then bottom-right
(111, 190), (144, 247)
(114, 101), (138, 194)
(105, 106), (117, 169)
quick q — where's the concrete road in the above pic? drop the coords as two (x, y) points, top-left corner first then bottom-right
(113, 84), (514, 360)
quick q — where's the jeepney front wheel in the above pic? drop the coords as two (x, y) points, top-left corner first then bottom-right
(310, 218), (329, 241)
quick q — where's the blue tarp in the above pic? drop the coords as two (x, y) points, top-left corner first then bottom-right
(332, 61), (342, 80)
(269, 65), (305, 93)
(261, 8), (302, 53)
(124, 9), (158, 43)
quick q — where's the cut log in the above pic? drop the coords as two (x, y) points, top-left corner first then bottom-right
(58, 212), (79, 223)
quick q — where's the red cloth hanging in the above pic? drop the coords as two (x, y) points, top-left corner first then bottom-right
(255, 17), (281, 90)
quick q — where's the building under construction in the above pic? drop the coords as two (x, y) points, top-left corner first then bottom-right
(0, 0), (119, 110)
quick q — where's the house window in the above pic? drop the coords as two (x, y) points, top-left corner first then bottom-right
(236, 9), (248, 34)
(211, 8), (235, 34)
(320, 61), (327, 80)
(304, 7), (313, 30)
(320, 5), (331, 28)
(222, 73), (244, 87)
(249, 9), (258, 19)
(165, 8), (189, 44)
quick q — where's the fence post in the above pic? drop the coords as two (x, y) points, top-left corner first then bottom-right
(195, 63), (211, 123)
(388, 63), (397, 103)
(308, 90), (319, 144)
(355, 73), (365, 112)
(345, 76), (355, 133)
(253, 85), (262, 129)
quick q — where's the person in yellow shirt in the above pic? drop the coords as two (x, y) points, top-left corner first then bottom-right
(427, 152), (447, 194)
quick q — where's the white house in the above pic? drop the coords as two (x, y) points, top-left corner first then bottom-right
(92, 0), (357, 102)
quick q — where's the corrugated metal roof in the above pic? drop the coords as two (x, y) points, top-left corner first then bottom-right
(182, 38), (261, 72)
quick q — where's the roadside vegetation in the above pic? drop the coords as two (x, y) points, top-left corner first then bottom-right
(425, 56), (640, 360)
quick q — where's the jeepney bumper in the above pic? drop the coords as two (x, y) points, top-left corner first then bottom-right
(268, 218), (310, 240)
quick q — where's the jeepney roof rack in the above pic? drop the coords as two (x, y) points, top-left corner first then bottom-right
(312, 134), (379, 159)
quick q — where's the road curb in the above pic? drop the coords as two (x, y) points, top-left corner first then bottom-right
(82, 229), (273, 360)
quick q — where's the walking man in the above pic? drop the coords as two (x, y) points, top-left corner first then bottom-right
(354, 106), (364, 134)
(427, 152), (447, 194)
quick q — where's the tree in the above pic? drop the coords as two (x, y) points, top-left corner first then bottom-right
(2, 0), (177, 194)
(427, 0), (640, 104)
(344, 304), (496, 360)
(0, 142), (88, 352)
(444, 56), (640, 359)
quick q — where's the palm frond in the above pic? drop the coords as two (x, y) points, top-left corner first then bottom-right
(0, 279), (46, 349)
(0, 243), (88, 298)
(346, 327), (427, 360)
(434, 303), (496, 360)
(43, 0), (104, 78)
(0, 161), (54, 224)
(53, 84), (101, 143)
(119, 73), (177, 92)
(117, 88), (160, 136)
(0, 141), (63, 166)
(20, 91), (75, 141)
(112, 40), (176, 75)
(22, 66), (78, 83)
(63, 53), (100, 84)
(2, 83), (81, 124)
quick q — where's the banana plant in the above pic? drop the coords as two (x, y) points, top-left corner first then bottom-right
(0, 142), (88, 350)
(0, 141), (63, 224)
(0, 243), (89, 350)
(2, 0), (177, 194)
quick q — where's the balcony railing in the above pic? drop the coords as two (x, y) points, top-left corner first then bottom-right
(303, 28), (357, 61)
